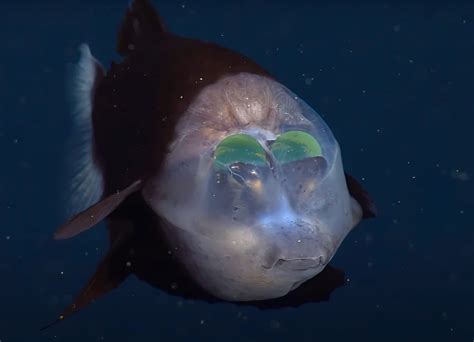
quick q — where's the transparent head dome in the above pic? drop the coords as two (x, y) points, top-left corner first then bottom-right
(142, 73), (359, 300)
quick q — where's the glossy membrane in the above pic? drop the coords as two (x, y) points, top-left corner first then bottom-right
(143, 73), (361, 300)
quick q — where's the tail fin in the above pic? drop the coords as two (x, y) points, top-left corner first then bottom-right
(117, 0), (166, 56)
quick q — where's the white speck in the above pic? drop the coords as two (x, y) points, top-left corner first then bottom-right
(181, 3), (186, 8)
(13, 139), (18, 143)
(451, 169), (470, 181)
(199, 77), (203, 81)
(220, 33), (225, 38)
(200, 320), (204, 325)
(361, 177), (366, 181)
(460, 210), (464, 214)
(5, 235), (10, 240)
(126, 261), (132, 267)
(60, 271), (64, 275)
(346, 278), (351, 282)
(376, 128), (382, 133)
(411, 176), (416, 179)
(296, 239), (302, 243)
(179, 95), (183, 99)
(409, 59), (414, 63)
(362, 90), (366, 94)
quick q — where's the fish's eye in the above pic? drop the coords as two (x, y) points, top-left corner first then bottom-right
(270, 130), (322, 164)
(213, 134), (267, 171)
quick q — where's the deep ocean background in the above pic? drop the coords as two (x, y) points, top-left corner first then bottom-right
(0, 0), (473, 341)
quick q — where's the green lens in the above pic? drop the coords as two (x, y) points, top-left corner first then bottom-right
(271, 130), (322, 163)
(213, 134), (267, 170)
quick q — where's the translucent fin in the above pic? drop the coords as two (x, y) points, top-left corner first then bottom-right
(67, 44), (105, 216)
(55, 180), (142, 240)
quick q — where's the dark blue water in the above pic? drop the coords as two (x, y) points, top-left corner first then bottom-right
(1, 1), (473, 341)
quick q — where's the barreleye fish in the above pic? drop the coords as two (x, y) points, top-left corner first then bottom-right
(43, 0), (376, 329)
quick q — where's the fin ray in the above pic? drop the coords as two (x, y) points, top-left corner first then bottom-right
(67, 44), (105, 217)
(55, 180), (142, 240)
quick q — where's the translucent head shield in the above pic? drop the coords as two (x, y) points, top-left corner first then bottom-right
(142, 73), (359, 300)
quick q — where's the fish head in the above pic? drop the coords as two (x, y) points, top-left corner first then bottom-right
(142, 73), (363, 300)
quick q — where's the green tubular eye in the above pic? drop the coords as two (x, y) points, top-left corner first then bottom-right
(270, 130), (322, 163)
(213, 134), (267, 170)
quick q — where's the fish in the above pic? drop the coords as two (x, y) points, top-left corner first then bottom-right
(43, 0), (376, 329)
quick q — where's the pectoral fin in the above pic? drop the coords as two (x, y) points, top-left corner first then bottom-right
(54, 180), (142, 240)
(345, 173), (377, 219)
(41, 227), (135, 331)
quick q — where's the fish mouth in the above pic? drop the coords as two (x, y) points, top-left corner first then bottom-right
(271, 256), (325, 271)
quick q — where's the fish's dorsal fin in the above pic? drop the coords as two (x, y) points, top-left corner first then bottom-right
(345, 173), (377, 219)
(117, 0), (166, 56)
(54, 180), (143, 240)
